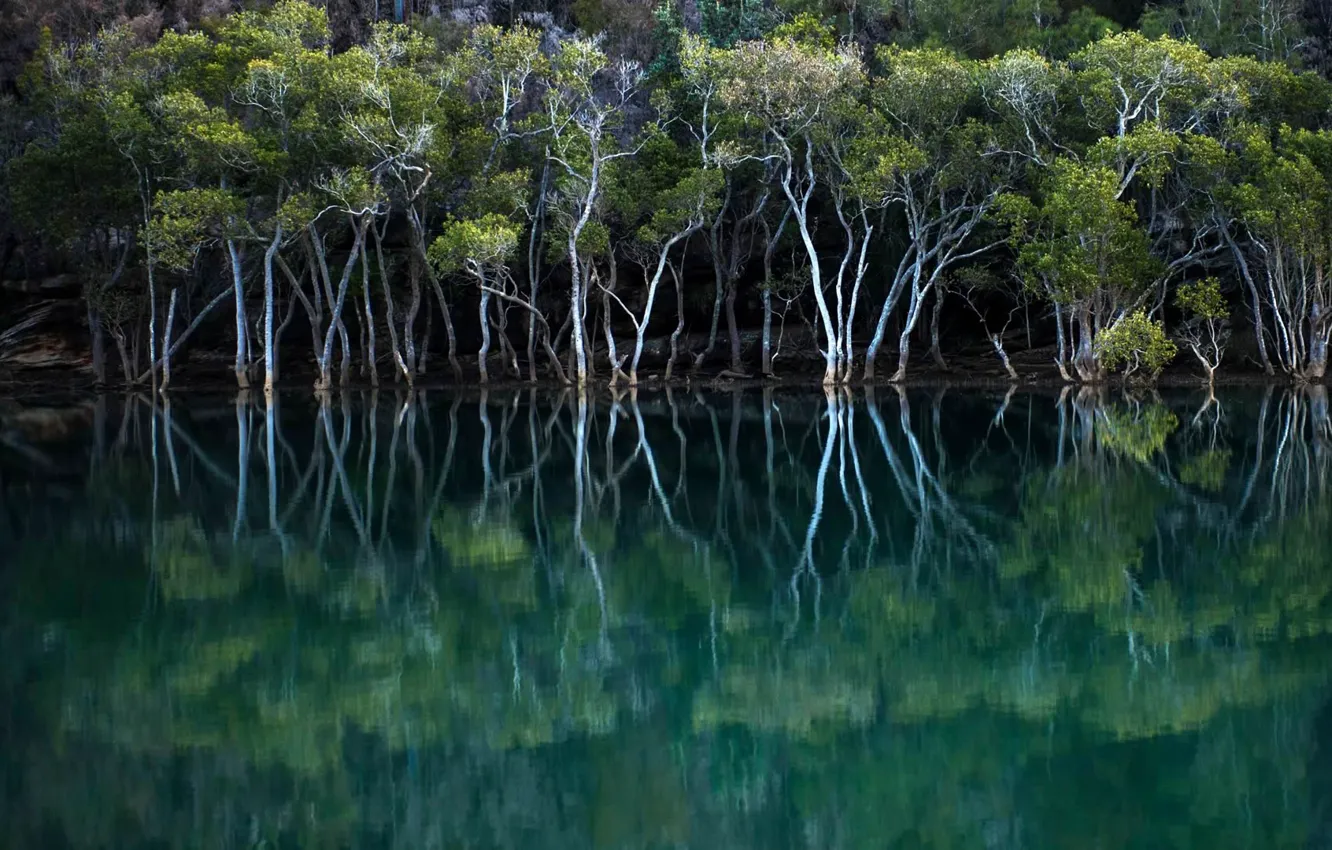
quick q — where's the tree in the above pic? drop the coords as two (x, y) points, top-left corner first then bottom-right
(1094, 309), (1177, 381)
(1176, 277), (1229, 385)
(1230, 126), (1332, 379)
(428, 214), (522, 383)
(713, 30), (863, 385)
(1000, 160), (1163, 382)
(858, 46), (1013, 382)
(619, 161), (723, 384)
(540, 36), (651, 387)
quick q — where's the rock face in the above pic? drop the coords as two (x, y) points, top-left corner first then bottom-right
(0, 299), (92, 373)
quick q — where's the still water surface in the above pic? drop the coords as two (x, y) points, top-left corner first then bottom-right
(4, 387), (1332, 848)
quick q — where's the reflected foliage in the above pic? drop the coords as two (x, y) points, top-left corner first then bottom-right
(3, 387), (1332, 847)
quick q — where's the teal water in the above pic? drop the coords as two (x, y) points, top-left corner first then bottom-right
(3, 387), (1332, 849)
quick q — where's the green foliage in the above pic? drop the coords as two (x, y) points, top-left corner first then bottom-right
(1094, 310), (1178, 381)
(1095, 402), (1180, 461)
(1177, 278), (1228, 321)
(428, 213), (521, 277)
(1016, 160), (1161, 310)
(769, 13), (836, 49)
(1181, 449), (1232, 492)
(147, 188), (243, 271)
(4, 0), (1332, 391)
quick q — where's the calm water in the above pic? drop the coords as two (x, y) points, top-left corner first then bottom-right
(3, 386), (1332, 848)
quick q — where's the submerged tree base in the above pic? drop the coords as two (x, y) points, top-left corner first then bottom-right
(4, 344), (1324, 398)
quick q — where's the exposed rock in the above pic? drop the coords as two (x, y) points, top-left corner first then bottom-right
(0, 300), (92, 372)
(449, 0), (491, 25)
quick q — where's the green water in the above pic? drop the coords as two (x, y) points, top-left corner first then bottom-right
(3, 387), (1332, 849)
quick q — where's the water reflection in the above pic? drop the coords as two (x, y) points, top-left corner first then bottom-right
(4, 386), (1332, 848)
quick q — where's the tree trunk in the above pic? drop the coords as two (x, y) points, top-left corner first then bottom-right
(338, 314), (352, 386)
(371, 225), (409, 384)
(404, 258), (421, 376)
(569, 238), (589, 386)
(314, 217), (368, 391)
(1072, 307), (1099, 382)
(1053, 300), (1073, 382)
(89, 304), (107, 386)
(890, 279), (932, 383)
(725, 282), (743, 372)
(478, 282), (492, 383)
(362, 248), (379, 387)
(928, 287), (947, 371)
(991, 333), (1017, 380)
(695, 263), (725, 370)
(228, 238), (250, 389)
(526, 155), (549, 382)
(1224, 227), (1275, 376)
(418, 295), (432, 376)
(112, 329), (133, 387)
(161, 288), (178, 391)
(262, 223), (283, 395)
(667, 263), (685, 381)
(137, 284), (235, 384)
(602, 279), (621, 386)
(495, 301), (520, 377)
(147, 252), (157, 392)
(761, 288), (773, 376)
(781, 141), (837, 385)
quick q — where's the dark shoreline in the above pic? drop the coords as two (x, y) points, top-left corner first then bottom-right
(2, 355), (1327, 398)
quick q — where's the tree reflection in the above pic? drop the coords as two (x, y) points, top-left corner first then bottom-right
(2, 386), (1332, 847)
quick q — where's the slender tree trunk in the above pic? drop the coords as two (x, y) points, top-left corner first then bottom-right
(495, 301), (519, 377)
(263, 222), (283, 395)
(865, 251), (921, 380)
(112, 328), (133, 386)
(478, 278), (492, 383)
(585, 260), (598, 382)
(228, 238), (250, 389)
(762, 288), (773, 376)
(362, 245), (379, 387)
(404, 257), (421, 376)
(1053, 300), (1073, 382)
(418, 293), (431, 376)
(137, 284), (235, 384)
(759, 211), (789, 378)
(928, 287), (947, 371)
(371, 224), (408, 384)
(147, 251), (157, 393)
(161, 288), (178, 392)
(407, 205), (461, 380)
(696, 262), (725, 370)
(991, 334), (1017, 380)
(890, 278), (935, 383)
(667, 262), (686, 381)
(602, 278), (621, 386)
(1224, 227), (1274, 375)
(694, 194), (729, 372)
(527, 154), (550, 382)
(314, 217), (368, 391)
(568, 241), (591, 385)
(781, 141), (837, 385)
(89, 304), (107, 385)
(338, 315), (352, 386)
(426, 276), (462, 381)
(725, 282), (743, 372)
(629, 235), (690, 384)
(356, 300), (369, 377)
